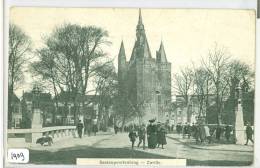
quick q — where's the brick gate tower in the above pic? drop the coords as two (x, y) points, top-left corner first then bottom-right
(118, 9), (171, 123)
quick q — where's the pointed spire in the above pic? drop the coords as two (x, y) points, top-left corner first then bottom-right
(118, 40), (126, 65)
(136, 8), (144, 31)
(157, 41), (168, 62)
(119, 40), (126, 57)
(138, 8), (143, 25)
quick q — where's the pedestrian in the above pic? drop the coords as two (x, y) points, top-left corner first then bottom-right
(199, 124), (206, 143)
(187, 123), (192, 139)
(182, 123), (187, 138)
(245, 122), (254, 145)
(204, 124), (211, 144)
(92, 118), (98, 136)
(157, 124), (167, 149)
(114, 124), (119, 134)
(176, 123), (182, 135)
(137, 124), (146, 150)
(85, 118), (92, 136)
(147, 119), (157, 149)
(77, 120), (84, 138)
(156, 122), (161, 147)
(225, 125), (231, 142)
(216, 125), (222, 141)
(128, 128), (137, 149)
(191, 123), (196, 137)
(193, 123), (200, 144)
(171, 124), (174, 132)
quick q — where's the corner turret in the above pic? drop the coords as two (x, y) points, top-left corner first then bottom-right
(156, 41), (168, 62)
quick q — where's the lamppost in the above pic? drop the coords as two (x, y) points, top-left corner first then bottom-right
(32, 86), (40, 109)
(156, 90), (161, 122)
(31, 86), (42, 129)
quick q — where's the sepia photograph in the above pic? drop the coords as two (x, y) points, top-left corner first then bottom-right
(7, 7), (255, 166)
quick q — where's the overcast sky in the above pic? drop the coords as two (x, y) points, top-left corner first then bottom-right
(10, 7), (256, 97)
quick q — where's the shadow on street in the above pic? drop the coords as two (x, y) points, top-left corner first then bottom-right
(29, 146), (175, 164)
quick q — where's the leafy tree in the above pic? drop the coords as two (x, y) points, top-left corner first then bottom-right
(222, 60), (254, 124)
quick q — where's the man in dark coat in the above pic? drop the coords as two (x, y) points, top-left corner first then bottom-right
(77, 120), (84, 138)
(245, 123), (254, 145)
(147, 119), (157, 149)
(128, 128), (137, 149)
(137, 124), (146, 150)
(92, 118), (98, 136)
(191, 123), (196, 137)
(193, 124), (200, 144)
(114, 124), (119, 134)
(199, 124), (206, 143)
(85, 118), (92, 136)
(216, 125), (222, 141)
(225, 125), (232, 142)
(157, 124), (167, 149)
(187, 123), (192, 139)
(156, 122), (161, 147)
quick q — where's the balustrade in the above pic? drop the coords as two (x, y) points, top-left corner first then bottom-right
(8, 126), (77, 144)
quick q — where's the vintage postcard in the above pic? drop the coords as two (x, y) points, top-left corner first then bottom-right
(6, 7), (256, 166)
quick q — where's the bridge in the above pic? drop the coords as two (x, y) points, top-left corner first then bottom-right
(8, 126), (77, 145)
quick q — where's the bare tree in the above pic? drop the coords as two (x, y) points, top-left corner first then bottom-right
(30, 48), (60, 123)
(202, 43), (230, 124)
(31, 23), (110, 124)
(173, 66), (193, 122)
(93, 61), (117, 130)
(8, 23), (31, 128)
(193, 67), (211, 117)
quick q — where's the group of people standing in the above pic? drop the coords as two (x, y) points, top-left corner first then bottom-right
(176, 122), (254, 145)
(177, 122), (232, 144)
(76, 119), (98, 138)
(128, 119), (167, 150)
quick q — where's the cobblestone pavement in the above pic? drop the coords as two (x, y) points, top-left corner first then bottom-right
(27, 132), (254, 165)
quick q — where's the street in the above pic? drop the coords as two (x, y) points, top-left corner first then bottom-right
(28, 132), (253, 166)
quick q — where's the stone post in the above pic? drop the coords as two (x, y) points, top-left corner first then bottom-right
(31, 108), (43, 143)
(31, 86), (43, 144)
(234, 83), (245, 144)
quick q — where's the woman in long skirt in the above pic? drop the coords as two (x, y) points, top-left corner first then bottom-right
(157, 125), (167, 149)
(147, 119), (157, 149)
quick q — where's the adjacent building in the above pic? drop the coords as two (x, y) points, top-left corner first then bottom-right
(9, 92), (22, 128)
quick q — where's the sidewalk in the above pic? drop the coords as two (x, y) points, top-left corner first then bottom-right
(8, 131), (114, 152)
(167, 133), (253, 152)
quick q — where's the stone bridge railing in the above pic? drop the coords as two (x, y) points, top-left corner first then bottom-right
(8, 126), (77, 144)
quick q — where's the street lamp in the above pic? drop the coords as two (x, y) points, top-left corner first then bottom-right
(31, 85), (43, 129)
(235, 83), (242, 103)
(156, 90), (161, 121)
(32, 86), (40, 109)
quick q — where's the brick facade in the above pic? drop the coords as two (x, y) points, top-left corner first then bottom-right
(118, 10), (171, 123)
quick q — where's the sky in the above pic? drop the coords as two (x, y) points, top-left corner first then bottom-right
(9, 7), (256, 97)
